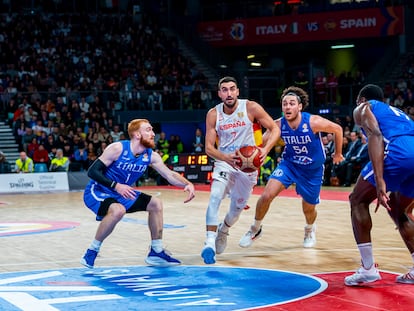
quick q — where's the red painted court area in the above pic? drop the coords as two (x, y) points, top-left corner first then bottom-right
(268, 271), (412, 311)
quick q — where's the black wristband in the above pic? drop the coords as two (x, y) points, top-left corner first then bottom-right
(111, 181), (117, 188)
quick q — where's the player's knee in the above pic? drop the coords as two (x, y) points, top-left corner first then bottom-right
(147, 197), (163, 213)
(349, 190), (359, 207)
(206, 195), (222, 225)
(226, 208), (242, 226)
(108, 204), (126, 220)
(259, 190), (274, 204)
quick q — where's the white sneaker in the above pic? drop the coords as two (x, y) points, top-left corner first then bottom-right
(201, 241), (216, 264)
(303, 225), (316, 248)
(344, 264), (381, 286)
(215, 223), (228, 255)
(239, 225), (262, 248)
(396, 267), (414, 284)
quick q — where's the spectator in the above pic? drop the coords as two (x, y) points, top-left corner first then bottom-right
(27, 136), (39, 158)
(168, 134), (178, 154)
(342, 134), (369, 186)
(392, 92), (405, 108)
(87, 142), (98, 167)
(333, 131), (362, 187)
(313, 71), (327, 106)
(15, 151), (34, 173)
(33, 144), (50, 165)
(201, 87), (213, 108)
(156, 131), (169, 155)
(0, 151), (11, 174)
(175, 135), (184, 154)
(44, 134), (58, 153)
(322, 135), (334, 186)
(147, 90), (163, 111)
(97, 126), (110, 142)
(71, 143), (89, 171)
(63, 143), (74, 159)
(293, 70), (309, 92)
(192, 128), (205, 153)
(50, 148), (69, 172)
(110, 124), (124, 142)
(22, 127), (37, 154)
(326, 69), (338, 105)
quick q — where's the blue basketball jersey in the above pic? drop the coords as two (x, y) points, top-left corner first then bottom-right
(360, 100), (414, 197)
(367, 100), (414, 141)
(88, 140), (152, 189)
(280, 112), (326, 169)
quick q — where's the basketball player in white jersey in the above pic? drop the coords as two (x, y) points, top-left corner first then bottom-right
(201, 76), (280, 264)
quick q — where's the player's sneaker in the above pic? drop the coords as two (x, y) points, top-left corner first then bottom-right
(215, 223), (229, 255)
(303, 225), (316, 248)
(80, 249), (98, 269)
(239, 225), (262, 248)
(201, 241), (216, 264)
(145, 248), (181, 266)
(344, 264), (381, 286)
(396, 267), (414, 284)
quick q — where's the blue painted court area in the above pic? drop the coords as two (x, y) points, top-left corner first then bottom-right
(0, 266), (327, 311)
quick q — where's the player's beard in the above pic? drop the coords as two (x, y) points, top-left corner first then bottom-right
(223, 97), (236, 109)
(141, 137), (155, 149)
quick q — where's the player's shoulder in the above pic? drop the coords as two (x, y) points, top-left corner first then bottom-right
(206, 106), (218, 119)
(246, 99), (259, 106)
(105, 141), (124, 154)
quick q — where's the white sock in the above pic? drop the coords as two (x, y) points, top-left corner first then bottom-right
(90, 239), (102, 252)
(206, 231), (216, 245)
(253, 220), (262, 231)
(358, 242), (374, 269)
(151, 239), (163, 253)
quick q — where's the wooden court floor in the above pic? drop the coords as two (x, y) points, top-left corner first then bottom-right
(0, 184), (412, 277)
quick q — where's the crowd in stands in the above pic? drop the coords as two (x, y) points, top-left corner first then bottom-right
(0, 11), (214, 174)
(1, 9), (414, 188)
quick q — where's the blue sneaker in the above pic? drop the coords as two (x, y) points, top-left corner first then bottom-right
(80, 249), (98, 269)
(201, 244), (216, 264)
(145, 248), (181, 266)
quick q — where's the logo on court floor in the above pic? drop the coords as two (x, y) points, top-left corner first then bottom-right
(0, 221), (79, 237)
(0, 266), (327, 310)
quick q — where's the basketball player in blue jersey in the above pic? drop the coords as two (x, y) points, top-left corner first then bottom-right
(344, 84), (414, 286)
(81, 119), (195, 268)
(240, 86), (344, 249)
(201, 76), (280, 264)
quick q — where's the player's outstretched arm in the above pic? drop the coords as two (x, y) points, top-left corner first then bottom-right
(355, 102), (389, 210)
(151, 151), (195, 203)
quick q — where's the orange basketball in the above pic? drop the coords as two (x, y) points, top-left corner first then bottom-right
(235, 146), (261, 173)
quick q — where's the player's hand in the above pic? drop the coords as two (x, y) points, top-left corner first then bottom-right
(183, 183), (195, 203)
(114, 183), (137, 200)
(374, 178), (390, 212)
(257, 147), (266, 164)
(226, 152), (240, 169)
(332, 153), (345, 165)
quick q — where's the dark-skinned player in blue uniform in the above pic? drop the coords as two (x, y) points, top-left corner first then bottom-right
(345, 84), (414, 286)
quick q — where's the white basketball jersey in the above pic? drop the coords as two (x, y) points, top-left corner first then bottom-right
(215, 99), (257, 154)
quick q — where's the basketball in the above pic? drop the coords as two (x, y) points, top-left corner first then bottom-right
(235, 146), (261, 173)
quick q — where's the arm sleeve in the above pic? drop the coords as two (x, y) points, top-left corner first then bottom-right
(88, 159), (117, 188)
